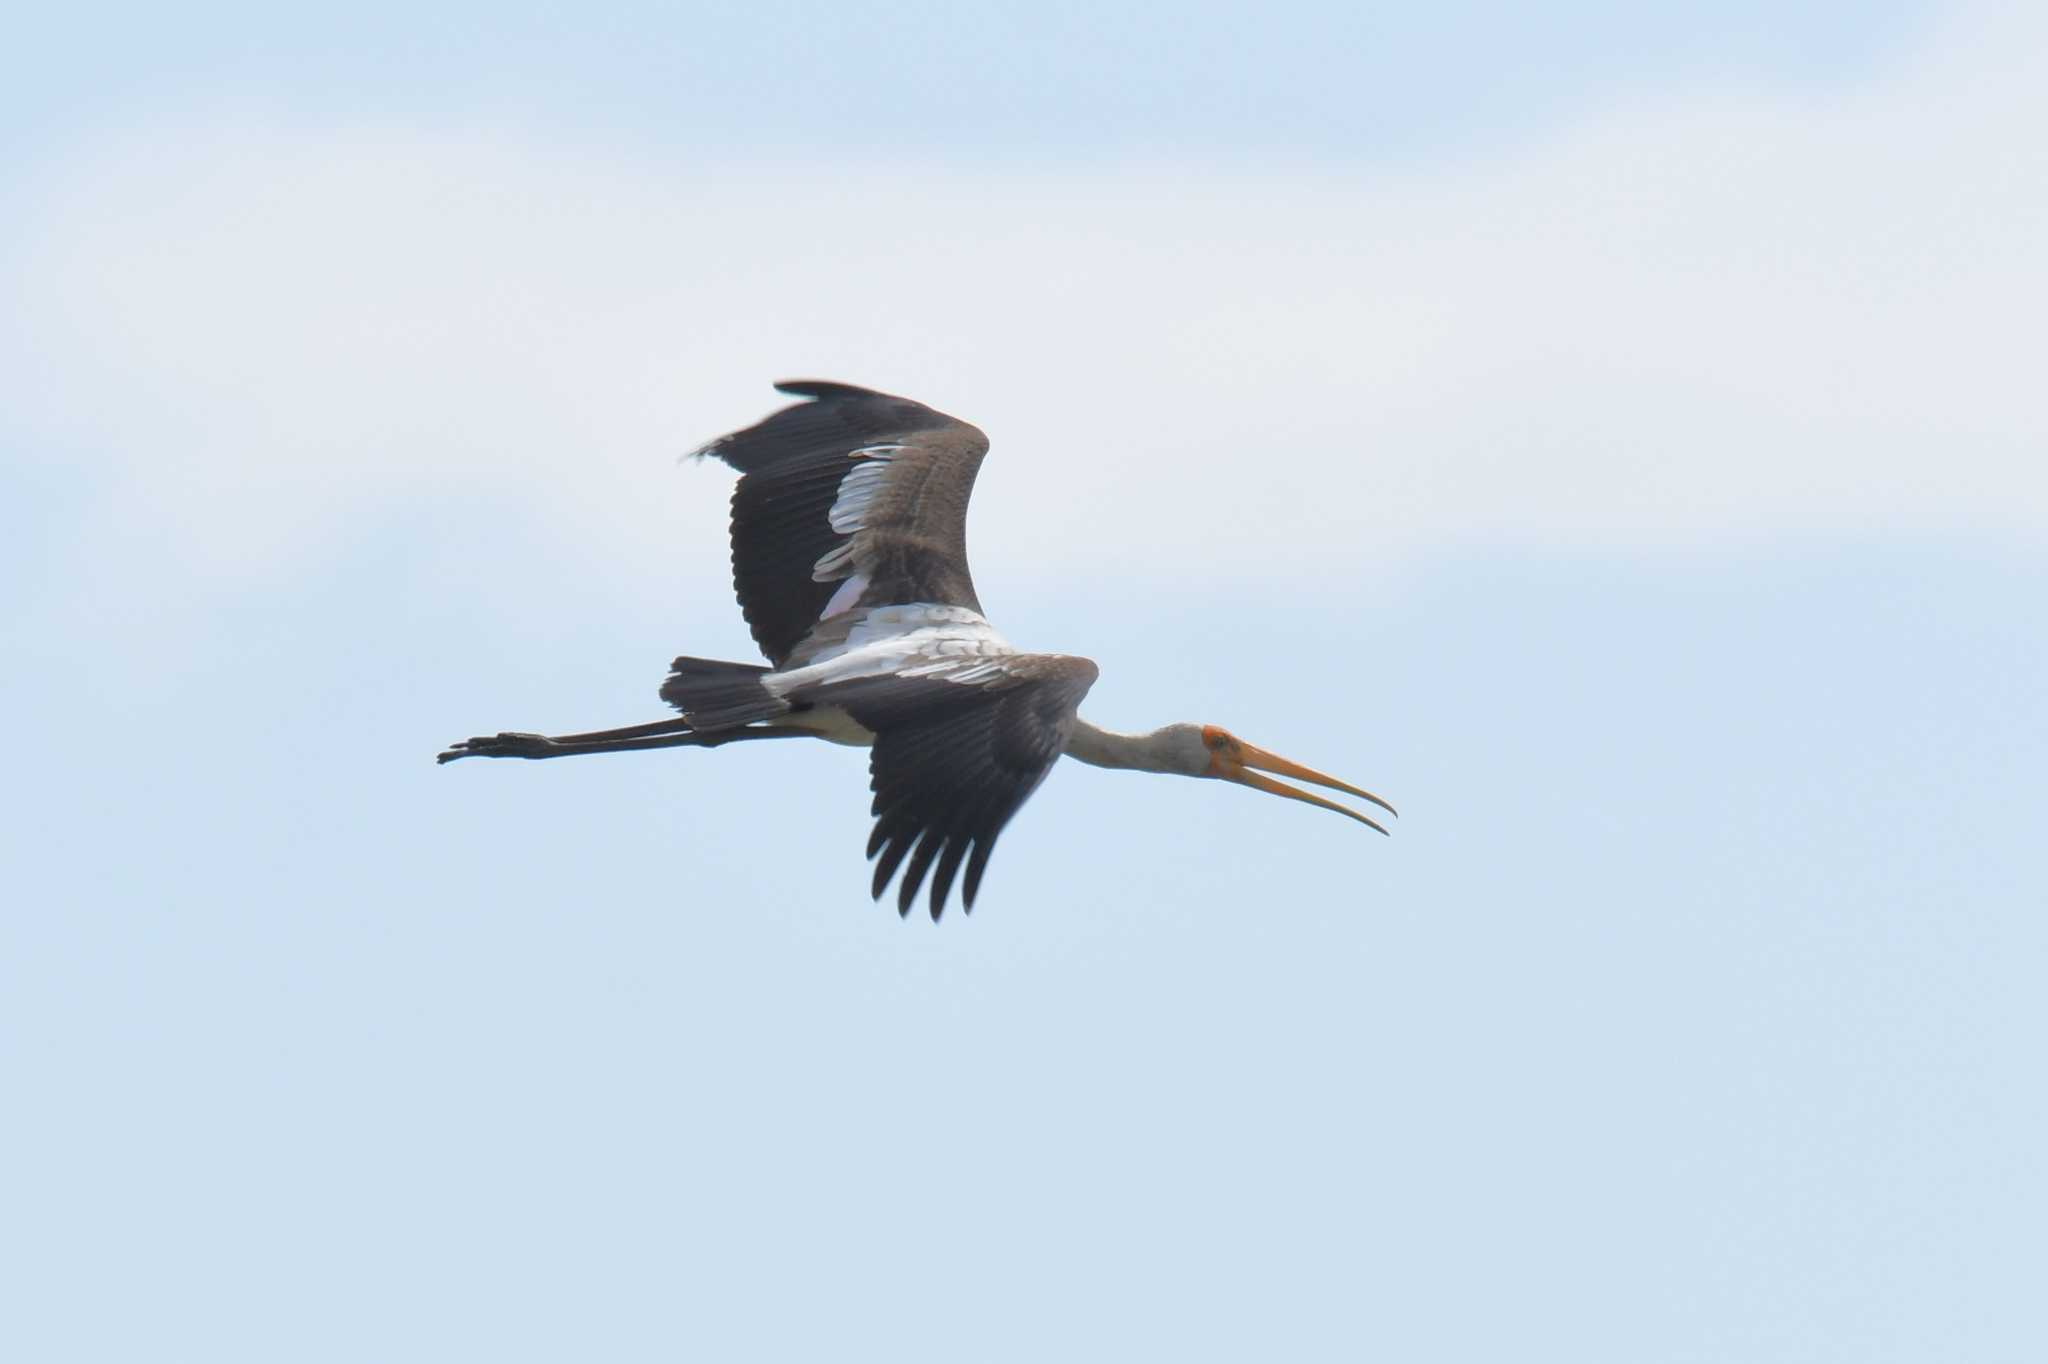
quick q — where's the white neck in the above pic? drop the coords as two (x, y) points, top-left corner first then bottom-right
(1064, 717), (1209, 776)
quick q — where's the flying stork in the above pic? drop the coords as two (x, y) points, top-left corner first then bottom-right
(439, 381), (1395, 917)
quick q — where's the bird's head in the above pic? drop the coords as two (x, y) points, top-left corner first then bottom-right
(1185, 724), (1397, 834)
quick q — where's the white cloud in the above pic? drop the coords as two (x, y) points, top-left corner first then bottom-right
(6, 1), (2044, 601)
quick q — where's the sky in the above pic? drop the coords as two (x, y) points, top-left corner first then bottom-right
(4, 2), (2044, 1360)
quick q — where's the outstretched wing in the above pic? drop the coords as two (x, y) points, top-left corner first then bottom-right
(784, 653), (1099, 920)
(689, 380), (991, 669)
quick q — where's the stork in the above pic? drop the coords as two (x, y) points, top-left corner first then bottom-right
(439, 381), (1395, 917)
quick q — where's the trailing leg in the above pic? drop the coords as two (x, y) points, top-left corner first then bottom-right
(435, 720), (804, 764)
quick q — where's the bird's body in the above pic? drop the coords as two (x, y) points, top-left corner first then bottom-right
(441, 381), (1393, 917)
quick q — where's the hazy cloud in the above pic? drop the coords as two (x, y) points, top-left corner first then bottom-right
(7, 1), (2041, 596)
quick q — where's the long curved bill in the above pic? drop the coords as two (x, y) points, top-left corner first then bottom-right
(1224, 743), (1398, 836)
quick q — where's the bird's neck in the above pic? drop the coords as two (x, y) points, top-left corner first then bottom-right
(1065, 718), (1205, 776)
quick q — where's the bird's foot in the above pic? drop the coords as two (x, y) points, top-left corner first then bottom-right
(436, 731), (561, 763)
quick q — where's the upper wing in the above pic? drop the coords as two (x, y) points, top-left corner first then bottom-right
(690, 380), (991, 668)
(789, 653), (1100, 920)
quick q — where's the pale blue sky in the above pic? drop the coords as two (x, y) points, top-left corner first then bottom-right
(5, 3), (2044, 1361)
(7, 0), (1929, 167)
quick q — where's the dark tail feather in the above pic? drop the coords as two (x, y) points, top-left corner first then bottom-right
(661, 656), (789, 730)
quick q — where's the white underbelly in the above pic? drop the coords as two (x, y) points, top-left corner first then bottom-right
(768, 705), (877, 747)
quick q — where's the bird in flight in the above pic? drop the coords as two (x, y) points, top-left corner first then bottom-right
(440, 381), (1395, 918)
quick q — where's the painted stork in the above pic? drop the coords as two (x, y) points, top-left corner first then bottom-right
(439, 381), (1395, 917)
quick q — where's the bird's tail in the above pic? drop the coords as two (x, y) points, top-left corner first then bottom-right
(661, 656), (790, 730)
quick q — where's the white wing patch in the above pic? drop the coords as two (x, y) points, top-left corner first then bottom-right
(764, 604), (1016, 697)
(811, 445), (907, 583)
(819, 572), (869, 620)
(899, 657), (1012, 684)
(827, 459), (895, 534)
(811, 540), (857, 581)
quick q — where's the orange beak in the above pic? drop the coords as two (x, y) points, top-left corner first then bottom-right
(1211, 741), (1398, 835)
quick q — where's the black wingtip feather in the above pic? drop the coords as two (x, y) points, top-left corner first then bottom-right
(928, 783), (1005, 918)
(871, 827), (918, 905)
(773, 379), (890, 401)
(898, 829), (946, 919)
(962, 839), (996, 910)
(928, 835), (972, 922)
